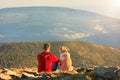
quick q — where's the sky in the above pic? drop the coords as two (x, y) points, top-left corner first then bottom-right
(0, 0), (120, 18)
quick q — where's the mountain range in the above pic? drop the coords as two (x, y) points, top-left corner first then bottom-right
(0, 6), (120, 48)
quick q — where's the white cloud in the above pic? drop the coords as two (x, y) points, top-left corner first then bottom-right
(92, 19), (100, 23)
(64, 33), (90, 39)
(0, 13), (27, 24)
(19, 21), (42, 27)
(0, 34), (4, 39)
(62, 28), (74, 33)
(94, 24), (107, 34)
(62, 27), (90, 39)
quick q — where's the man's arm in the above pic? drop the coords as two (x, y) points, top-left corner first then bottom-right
(51, 53), (59, 62)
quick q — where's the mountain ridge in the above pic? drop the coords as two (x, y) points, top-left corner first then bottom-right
(0, 41), (120, 68)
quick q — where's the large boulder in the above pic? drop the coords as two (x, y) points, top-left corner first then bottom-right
(94, 66), (117, 79)
(0, 73), (11, 80)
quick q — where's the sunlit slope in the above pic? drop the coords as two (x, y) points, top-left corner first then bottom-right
(0, 41), (119, 68)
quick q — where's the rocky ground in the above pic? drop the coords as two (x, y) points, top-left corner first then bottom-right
(0, 66), (120, 80)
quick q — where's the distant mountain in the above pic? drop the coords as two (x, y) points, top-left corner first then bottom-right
(0, 7), (120, 48)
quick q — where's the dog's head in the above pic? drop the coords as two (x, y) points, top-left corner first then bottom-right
(59, 46), (70, 53)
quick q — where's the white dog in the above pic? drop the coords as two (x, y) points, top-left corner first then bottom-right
(59, 46), (74, 72)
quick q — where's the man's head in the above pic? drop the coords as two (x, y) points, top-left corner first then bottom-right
(43, 42), (51, 51)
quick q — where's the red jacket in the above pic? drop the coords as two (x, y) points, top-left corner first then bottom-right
(37, 51), (58, 72)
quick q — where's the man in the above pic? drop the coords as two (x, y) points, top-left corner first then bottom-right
(37, 42), (59, 73)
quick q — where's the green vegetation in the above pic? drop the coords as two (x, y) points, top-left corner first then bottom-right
(0, 41), (120, 68)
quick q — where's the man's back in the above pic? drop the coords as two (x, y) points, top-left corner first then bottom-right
(37, 51), (58, 72)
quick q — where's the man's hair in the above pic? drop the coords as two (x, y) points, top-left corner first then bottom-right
(43, 42), (50, 51)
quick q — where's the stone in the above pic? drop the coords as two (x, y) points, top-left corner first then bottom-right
(94, 66), (117, 79)
(0, 73), (11, 80)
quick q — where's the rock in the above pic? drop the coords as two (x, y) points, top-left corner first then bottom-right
(86, 68), (94, 73)
(116, 66), (120, 70)
(21, 74), (29, 79)
(116, 70), (120, 77)
(23, 77), (35, 80)
(10, 75), (20, 80)
(76, 67), (86, 73)
(94, 66), (117, 79)
(6, 70), (17, 75)
(0, 73), (11, 80)
(86, 75), (92, 80)
(0, 67), (119, 80)
(0, 69), (3, 73)
(22, 72), (35, 78)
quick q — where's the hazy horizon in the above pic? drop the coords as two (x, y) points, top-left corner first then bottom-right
(0, 0), (120, 19)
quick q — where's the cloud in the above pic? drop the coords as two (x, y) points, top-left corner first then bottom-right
(62, 28), (90, 39)
(0, 34), (4, 39)
(64, 33), (90, 39)
(19, 21), (42, 27)
(94, 24), (107, 34)
(62, 28), (74, 33)
(0, 12), (27, 24)
(92, 19), (100, 23)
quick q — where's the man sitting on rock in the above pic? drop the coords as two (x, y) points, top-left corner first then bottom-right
(37, 42), (59, 73)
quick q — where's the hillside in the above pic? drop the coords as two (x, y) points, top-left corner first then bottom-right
(0, 7), (120, 48)
(0, 41), (120, 68)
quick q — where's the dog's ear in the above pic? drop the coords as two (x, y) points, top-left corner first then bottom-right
(63, 46), (70, 52)
(66, 47), (70, 51)
(62, 46), (66, 52)
(60, 46), (70, 52)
